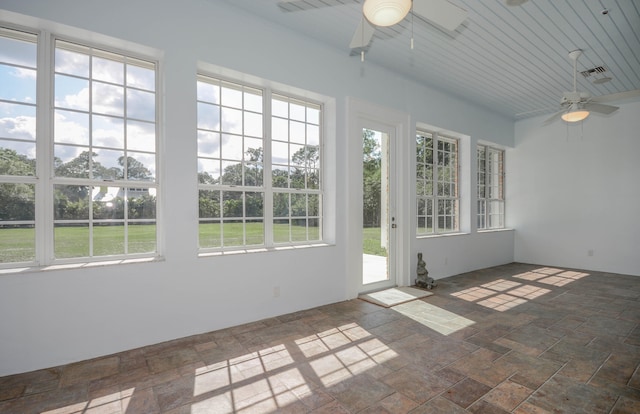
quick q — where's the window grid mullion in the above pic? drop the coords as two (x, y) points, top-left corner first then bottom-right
(86, 47), (94, 257)
(37, 30), (54, 266)
(263, 88), (274, 248)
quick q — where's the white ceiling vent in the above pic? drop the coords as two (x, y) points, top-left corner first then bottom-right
(580, 66), (607, 77)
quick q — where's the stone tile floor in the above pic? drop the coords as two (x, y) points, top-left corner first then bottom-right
(1, 262), (640, 413)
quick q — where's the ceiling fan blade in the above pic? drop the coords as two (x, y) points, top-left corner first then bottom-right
(590, 89), (640, 104)
(412, 0), (468, 31)
(350, 17), (375, 49)
(583, 102), (618, 115)
(544, 110), (564, 125)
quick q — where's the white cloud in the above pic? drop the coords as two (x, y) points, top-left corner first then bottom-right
(54, 111), (89, 146)
(57, 86), (90, 111)
(92, 83), (124, 116)
(13, 67), (36, 79)
(127, 65), (155, 91)
(126, 89), (155, 122)
(92, 57), (124, 84)
(0, 116), (36, 141)
(93, 127), (123, 149)
(128, 121), (156, 152)
(197, 131), (220, 158)
(54, 48), (89, 78)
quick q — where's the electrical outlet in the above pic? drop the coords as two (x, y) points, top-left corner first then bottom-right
(273, 286), (280, 298)
(588, 249), (594, 257)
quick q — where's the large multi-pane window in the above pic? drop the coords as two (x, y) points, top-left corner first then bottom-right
(197, 75), (322, 251)
(0, 27), (159, 267)
(477, 145), (505, 229)
(416, 130), (459, 235)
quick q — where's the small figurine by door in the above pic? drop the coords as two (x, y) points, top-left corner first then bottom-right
(416, 252), (437, 289)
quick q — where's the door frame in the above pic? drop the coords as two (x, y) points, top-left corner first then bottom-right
(346, 97), (411, 297)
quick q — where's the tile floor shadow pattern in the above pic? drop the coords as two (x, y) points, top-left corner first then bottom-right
(1, 262), (639, 413)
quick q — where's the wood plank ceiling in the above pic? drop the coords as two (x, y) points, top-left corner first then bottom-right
(219, 0), (640, 120)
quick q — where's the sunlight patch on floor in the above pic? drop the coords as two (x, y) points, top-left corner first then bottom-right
(477, 293), (528, 312)
(190, 322), (397, 412)
(42, 387), (136, 414)
(452, 282), (552, 312)
(452, 267), (585, 312)
(392, 300), (476, 335)
(481, 279), (522, 291)
(514, 268), (590, 286)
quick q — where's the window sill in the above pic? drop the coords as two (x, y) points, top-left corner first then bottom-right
(198, 242), (333, 257)
(0, 256), (163, 276)
(477, 228), (514, 233)
(416, 232), (470, 240)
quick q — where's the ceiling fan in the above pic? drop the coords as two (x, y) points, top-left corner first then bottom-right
(277, 0), (468, 52)
(546, 49), (640, 124)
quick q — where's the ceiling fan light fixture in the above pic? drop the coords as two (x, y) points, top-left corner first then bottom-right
(363, 0), (412, 27)
(561, 109), (590, 123)
(592, 76), (612, 85)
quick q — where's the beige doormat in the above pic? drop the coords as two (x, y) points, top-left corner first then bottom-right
(359, 286), (433, 308)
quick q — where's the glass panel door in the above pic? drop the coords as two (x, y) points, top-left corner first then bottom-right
(362, 127), (395, 289)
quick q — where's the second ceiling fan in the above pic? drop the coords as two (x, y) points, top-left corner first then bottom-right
(545, 49), (640, 124)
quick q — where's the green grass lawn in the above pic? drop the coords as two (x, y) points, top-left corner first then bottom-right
(0, 227), (36, 263)
(1, 222), (322, 262)
(53, 224), (158, 258)
(199, 222), (319, 248)
(363, 227), (387, 257)
(0, 225), (157, 262)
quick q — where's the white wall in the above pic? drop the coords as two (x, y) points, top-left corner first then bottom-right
(414, 231), (515, 282)
(509, 100), (640, 276)
(0, 0), (514, 376)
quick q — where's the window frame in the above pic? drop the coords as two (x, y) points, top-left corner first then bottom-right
(0, 26), (39, 266)
(51, 38), (160, 261)
(196, 73), (324, 253)
(477, 144), (505, 230)
(270, 93), (323, 245)
(0, 23), (162, 269)
(415, 129), (460, 236)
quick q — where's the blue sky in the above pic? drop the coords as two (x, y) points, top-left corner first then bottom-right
(1, 34), (157, 178)
(195, 81), (321, 180)
(2, 33), (320, 182)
